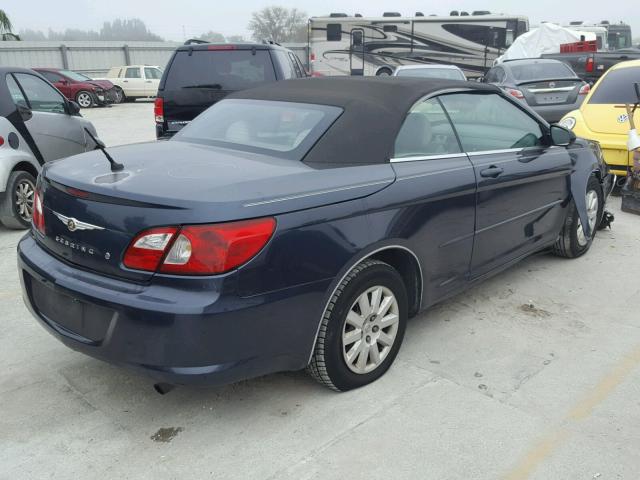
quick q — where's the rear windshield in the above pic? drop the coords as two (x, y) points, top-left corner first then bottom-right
(589, 67), (640, 104)
(174, 99), (343, 160)
(396, 68), (465, 81)
(163, 50), (276, 91)
(510, 62), (575, 81)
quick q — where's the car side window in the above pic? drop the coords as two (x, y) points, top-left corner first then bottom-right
(13, 73), (67, 114)
(394, 98), (462, 158)
(144, 67), (162, 80)
(40, 71), (62, 83)
(293, 54), (308, 77)
(288, 52), (303, 77)
(125, 68), (141, 79)
(485, 67), (504, 83)
(275, 50), (296, 79)
(6, 74), (28, 108)
(439, 93), (545, 152)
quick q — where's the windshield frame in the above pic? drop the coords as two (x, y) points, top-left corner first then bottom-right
(173, 99), (344, 161)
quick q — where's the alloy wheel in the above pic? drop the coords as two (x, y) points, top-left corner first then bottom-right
(15, 178), (35, 222)
(77, 92), (93, 108)
(342, 285), (400, 374)
(576, 189), (599, 247)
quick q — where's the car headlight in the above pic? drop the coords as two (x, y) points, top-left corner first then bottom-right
(558, 117), (576, 130)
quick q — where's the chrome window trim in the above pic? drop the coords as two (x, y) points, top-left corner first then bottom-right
(467, 148), (523, 156)
(390, 153), (467, 163)
(307, 245), (423, 365)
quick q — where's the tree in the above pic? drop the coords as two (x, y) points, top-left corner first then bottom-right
(18, 18), (163, 42)
(0, 9), (20, 40)
(248, 6), (307, 43)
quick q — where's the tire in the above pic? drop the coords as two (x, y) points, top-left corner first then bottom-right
(0, 170), (36, 230)
(552, 176), (604, 258)
(376, 68), (392, 76)
(307, 259), (408, 391)
(75, 90), (94, 108)
(113, 87), (125, 104)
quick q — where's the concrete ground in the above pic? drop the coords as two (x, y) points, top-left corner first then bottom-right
(1, 103), (640, 480)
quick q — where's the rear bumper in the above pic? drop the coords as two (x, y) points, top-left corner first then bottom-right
(18, 234), (329, 386)
(531, 100), (584, 123)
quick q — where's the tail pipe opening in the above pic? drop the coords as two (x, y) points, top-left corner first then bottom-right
(153, 383), (175, 395)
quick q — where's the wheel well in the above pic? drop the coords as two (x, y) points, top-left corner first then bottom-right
(376, 67), (393, 75)
(12, 161), (39, 180)
(370, 248), (422, 317)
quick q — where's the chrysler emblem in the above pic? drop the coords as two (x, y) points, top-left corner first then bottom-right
(52, 211), (105, 232)
(548, 82), (556, 88)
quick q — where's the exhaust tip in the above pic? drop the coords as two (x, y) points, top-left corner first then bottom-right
(153, 383), (175, 395)
(616, 176), (627, 188)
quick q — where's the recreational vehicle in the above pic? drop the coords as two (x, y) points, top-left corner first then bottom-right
(308, 12), (529, 78)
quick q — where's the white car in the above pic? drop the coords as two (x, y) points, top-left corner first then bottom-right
(393, 64), (467, 81)
(96, 65), (163, 103)
(0, 68), (101, 229)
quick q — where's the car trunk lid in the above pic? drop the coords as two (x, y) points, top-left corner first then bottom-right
(37, 141), (395, 280)
(519, 79), (583, 106)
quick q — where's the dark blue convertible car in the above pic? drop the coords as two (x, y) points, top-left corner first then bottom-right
(18, 77), (610, 391)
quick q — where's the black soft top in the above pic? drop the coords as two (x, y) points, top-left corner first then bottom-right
(229, 76), (500, 165)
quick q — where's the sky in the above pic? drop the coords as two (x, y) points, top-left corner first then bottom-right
(3, 0), (638, 42)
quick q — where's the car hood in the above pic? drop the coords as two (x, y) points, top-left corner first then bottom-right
(43, 140), (396, 222)
(86, 80), (114, 90)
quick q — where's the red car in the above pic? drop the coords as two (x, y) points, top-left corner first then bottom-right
(34, 68), (117, 108)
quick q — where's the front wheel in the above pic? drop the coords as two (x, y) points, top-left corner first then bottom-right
(75, 90), (94, 108)
(307, 260), (408, 391)
(552, 176), (603, 258)
(113, 87), (125, 104)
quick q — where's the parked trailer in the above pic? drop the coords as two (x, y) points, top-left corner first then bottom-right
(308, 13), (529, 78)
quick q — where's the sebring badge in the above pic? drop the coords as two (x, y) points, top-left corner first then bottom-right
(52, 211), (105, 232)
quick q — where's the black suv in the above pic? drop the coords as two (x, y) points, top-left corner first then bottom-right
(155, 41), (308, 138)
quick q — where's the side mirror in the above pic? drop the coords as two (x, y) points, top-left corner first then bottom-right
(550, 124), (576, 146)
(67, 100), (81, 116)
(17, 104), (32, 121)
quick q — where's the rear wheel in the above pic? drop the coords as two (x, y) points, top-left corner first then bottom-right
(75, 90), (94, 108)
(376, 68), (392, 76)
(552, 176), (603, 258)
(0, 170), (36, 229)
(307, 260), (408, 391)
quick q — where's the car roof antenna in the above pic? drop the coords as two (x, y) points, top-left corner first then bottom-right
(83, 128), (124, 172)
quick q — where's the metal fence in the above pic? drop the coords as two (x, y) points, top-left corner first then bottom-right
(0, 41), (310, 76)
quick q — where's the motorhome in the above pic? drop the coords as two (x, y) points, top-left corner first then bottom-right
(308, 12), (529, 78)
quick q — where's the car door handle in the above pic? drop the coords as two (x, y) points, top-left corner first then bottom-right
(480, 166), (504, 178)
(123, 80), (128, 82)
(145, 80), (152, 83)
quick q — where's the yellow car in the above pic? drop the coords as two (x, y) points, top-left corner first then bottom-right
(559, 60), (640, 178)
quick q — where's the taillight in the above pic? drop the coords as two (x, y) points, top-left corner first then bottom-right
(0, 135), (4, 147)
(579, 83), (590, 95)
(32, 190), (45, 235)
(506, 88), (524, 99)
(154, 97), (164, 123)
(124, 227), (178, 271)
(207, 45), (237, 51)
(310, 52), (316, 61)
(585, 57), (594, 73)
(123, 218), (276, 275)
